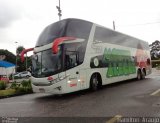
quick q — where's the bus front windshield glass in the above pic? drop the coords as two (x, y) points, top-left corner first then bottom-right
(32, 49), (62, 77)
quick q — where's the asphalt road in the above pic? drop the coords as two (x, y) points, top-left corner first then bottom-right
(0, 69), (160, 119)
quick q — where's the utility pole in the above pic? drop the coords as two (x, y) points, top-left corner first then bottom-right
(56, 0), (62, 21)
(15, 41), (18, 73)
(26, 53), (27, 71)
(113, 21), (116, 30)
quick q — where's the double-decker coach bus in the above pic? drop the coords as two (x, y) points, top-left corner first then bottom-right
(21, 18), (152, 94)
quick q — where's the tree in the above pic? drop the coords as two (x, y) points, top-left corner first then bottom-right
(0, 49), (32, 72)
(149, 40), (160, 60)
(0, 49), (16, 64)
(16, 46), (25, 55)
(16, 46), (32, 72)
(16, 56), (32, 72)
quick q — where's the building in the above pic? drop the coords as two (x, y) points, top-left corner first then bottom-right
(0, 60), (15, 78)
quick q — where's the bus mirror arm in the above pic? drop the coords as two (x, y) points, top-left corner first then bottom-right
(20, 48), (34, 62)
(52, 37), (76, 54)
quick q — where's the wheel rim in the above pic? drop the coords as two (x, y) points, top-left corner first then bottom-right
(93, 78), (98, 87)
(91, 75), (98, 90)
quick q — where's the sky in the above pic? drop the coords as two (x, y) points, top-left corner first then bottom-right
(0, 0), (160, 55)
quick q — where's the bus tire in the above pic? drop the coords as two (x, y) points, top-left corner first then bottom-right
(141, 69), (146, 79)
(137, 69), (142, 80)
(90, 73), (102, 91)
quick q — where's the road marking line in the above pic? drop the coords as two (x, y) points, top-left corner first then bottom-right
(150, 89), (160, 96)
(106, 115), (122, 123)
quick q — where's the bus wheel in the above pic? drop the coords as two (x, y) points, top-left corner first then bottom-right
(141, 69), (146, 79)
(137, 70), (141, 80)
(90, 74), (99, 91)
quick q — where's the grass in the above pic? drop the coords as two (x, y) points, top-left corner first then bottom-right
(0, 89), (16, 97)
(0, 80), (33, 98)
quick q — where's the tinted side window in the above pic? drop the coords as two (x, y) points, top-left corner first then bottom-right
(36, 21), (67, 47)
(65, 20), (92, 39)
(94, 27), (116, 42)
(22, 72), (27, 74)
(36, 19), (92, 47)
(94, 27), (125, 44)
(94, 26), (149, 50)
(64, 42), (86, 70)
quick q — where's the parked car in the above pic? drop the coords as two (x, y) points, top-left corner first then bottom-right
(14, 71), (31, 78)
(13, 73), (20, 78)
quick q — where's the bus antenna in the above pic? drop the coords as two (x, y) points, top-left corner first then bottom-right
(56, 0), (62, 21)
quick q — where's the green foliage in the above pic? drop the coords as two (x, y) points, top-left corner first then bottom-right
(9, 74), (13, 80)
(21, 80), (32, 92)
(0, 49), (16, 64)
(149, 40), (160, 67)
(21, 80), (29, 87)
(16, 56), (32, 72)
(0, 48), (32, 72)
(156, 65), (160, 70)
(16, 46), (25, 55)
(16, 46), (26, 72)
(0, 80), (32, 98)
(152, 61), (160, 68)
(16, 87), (27, 93)
(0, 81), (7, 90)
(14, 76), (21, 79)
(10, 82), (19, 90)
(149, 40), (160, 60)
(10, 82), (17, 89)
(10, 80), (32, 93)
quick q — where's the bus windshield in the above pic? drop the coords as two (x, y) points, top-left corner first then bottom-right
(32, 49), (62, 78)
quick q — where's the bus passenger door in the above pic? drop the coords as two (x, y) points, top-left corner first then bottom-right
(65, 51), (81, 91)
(65, 68), (80, 92)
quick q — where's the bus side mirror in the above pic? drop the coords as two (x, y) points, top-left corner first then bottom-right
(52, 37), (76, 54)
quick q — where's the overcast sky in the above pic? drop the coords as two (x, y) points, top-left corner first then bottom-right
(0, 0), (160, 55)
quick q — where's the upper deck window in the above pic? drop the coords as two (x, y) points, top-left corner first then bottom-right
(94, 26), (149, 50)
(36, 19), (92, 47)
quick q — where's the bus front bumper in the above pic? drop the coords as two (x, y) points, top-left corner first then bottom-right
(31, 83), (65, 94)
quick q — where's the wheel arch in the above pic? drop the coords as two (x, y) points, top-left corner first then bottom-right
(137, 67), (146, 80)
(137, 67), (146, 75)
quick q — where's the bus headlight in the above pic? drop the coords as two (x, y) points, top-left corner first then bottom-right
(67, 80), (71, 83)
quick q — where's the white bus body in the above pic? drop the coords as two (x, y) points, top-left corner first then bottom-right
(27, 18), (151, 94)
